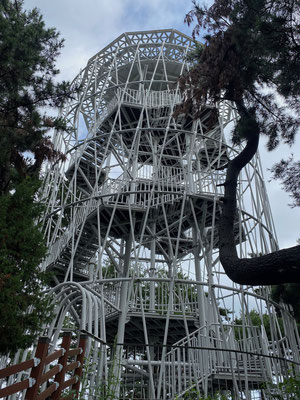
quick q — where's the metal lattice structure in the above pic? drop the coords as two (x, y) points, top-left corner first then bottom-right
(38, 30), (300, 399)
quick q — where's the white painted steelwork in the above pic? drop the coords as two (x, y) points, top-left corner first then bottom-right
(38, 30), (299, 399)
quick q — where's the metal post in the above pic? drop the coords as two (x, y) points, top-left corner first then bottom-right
(26, 337), (49, 400)
(193, 225), (206, 328)
(111, 236), (132, 398)
(50, 332), (72, 400)
(72, 334), (88, 396)
(149, 221), (156, 312)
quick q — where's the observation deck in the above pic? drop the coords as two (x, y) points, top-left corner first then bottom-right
(39, 30), (294, 400)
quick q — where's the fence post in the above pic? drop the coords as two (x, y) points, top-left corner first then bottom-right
(25, 337), (50, 400)
(71, 334), (88, 397)
(50, 331), (72, 400)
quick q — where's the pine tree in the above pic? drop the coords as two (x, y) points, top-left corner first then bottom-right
(181, 0), (300, 285)
(0, 0), (73, 354)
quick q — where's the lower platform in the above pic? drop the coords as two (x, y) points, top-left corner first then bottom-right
(105, 311), (199, 347)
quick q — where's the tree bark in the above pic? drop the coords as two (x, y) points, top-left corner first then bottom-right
(218, 109), (300, 286)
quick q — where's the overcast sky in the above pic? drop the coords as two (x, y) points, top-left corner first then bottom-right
(23, 0), (300, 249)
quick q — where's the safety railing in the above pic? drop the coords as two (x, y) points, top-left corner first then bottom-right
(119, 88), (182, 108)
(99, 279), (199, 319)
(67, 88), (182, 166)
(161, 324), (272, 399)
(44, 198), (99, 268)
(101, 177), (185, 207)
(0, 333), (87, 400)
(131, 280), (199, 315)
(44, 172), (218, 270)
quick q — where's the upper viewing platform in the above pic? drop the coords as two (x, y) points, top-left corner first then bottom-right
(62, 30), (198, 136)
(46, 28), (277, 284)
(87, 29), (196, 64)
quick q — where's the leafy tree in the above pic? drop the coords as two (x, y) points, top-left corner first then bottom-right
(180, 0), (300, 285)
(271, 284), (300, 329)
(0, 0), (73, 354)
(0, 179), (53, 353)
(233, 309), (284, 341)
(268, 374), (300, 400)
(271, 158), (300, 208)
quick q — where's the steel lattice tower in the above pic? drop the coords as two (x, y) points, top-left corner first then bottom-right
(40, 30), (299, 399)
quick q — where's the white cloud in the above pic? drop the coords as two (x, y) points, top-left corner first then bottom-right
(23, 0), (193, 80)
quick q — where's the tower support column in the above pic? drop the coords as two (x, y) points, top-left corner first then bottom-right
(193, 225), (206, 328)
(110, 236), (132, 399)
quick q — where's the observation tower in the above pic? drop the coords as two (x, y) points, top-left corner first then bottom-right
(40, 30), (299, 399)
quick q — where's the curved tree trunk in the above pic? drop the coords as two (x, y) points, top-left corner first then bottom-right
(218, 109), (300, 286)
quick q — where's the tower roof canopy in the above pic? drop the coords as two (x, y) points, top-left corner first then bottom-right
(88, 29), (196, 64)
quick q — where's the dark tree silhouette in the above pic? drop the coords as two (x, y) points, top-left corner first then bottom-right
(0, 0), (73, 354)
(180, 0), (300, 285)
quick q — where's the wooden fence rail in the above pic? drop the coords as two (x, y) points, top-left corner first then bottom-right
(0, 333), (87, 399)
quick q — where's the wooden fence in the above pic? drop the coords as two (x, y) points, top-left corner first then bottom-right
(0, 332), (87, 399)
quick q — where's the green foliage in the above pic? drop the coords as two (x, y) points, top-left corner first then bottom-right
(267, 374), (300, 399)
(270, 157), (300, 294)
(0, 0), (72, 354)
(182, 0), (300, 287)
(271, 158), (300, 208)
(183, 0), (299, 148)
(180, 376), (300, 399)
(102, 257), (118, 278)
(0, 177), (53, 353)
(77, 344), (122, 400)
(271, 284), (300, 329)
(233, 309), (283, 341)
(0, 0), (72, 194)
(179, 387), (231, 399)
